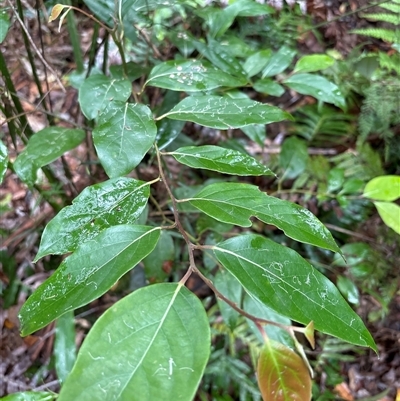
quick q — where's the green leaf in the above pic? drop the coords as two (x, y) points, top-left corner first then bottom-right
(363, 175), (400, 201)
(166, 145), (274, 176)
(327, 168), (345, 193)
(78, 75), (131, 120)
(14, 127), (85, 186)
(241, 124), (267, 146)
(283, 73), (346, 109)
(214, 269), (242, 330)
(93, 101), (157, 178)
(213, 234), (376, 350)
(54, 311), (76, 384)
(243, 50), (272, 78)
(279, 136), (309, 180)
(0, 8), (10, 43)
(257, 338), (312, 401)
(253, 78), (285, 97)
(261, 46), (296, 78)
(58, 283), (210, 401)
(145, 59), (246, 92)
(293, 54), (335, 73)
(0, 139), (8, 183)
(187, 182), (340, 253)
(35, 177), (150, 260)
(19, 225), (161, 335)
(162, 96), (293, 129)
(374, 201), (400, 235)
(0, 392), (56, 401)
(337, 275), (359, 305)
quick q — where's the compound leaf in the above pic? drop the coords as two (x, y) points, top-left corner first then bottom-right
(213, 234), (376, 350)
(14, 127), (85, 186)
(166, 145), (274, 176)
(20, 225), (161, 336)
(187, 182), (340, 253)
(257, 338), (311, 401)
(35, 177), (150, 260)
(93, 102), (157, 178)
(162, 96), (292, 129)
(58, 283), (210, 401)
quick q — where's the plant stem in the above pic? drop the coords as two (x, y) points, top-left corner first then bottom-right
(64, 0), (84, 72)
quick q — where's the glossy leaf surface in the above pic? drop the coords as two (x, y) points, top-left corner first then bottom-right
(187, 182), (340, 253)
(363, 175), (400, 201)
(0, 139), (8, 183)
(293, 54), (335, 73)
(35, 177), (150, 260)
(213, 234), (376, 350)
(257, 338), (311, 401)
(261, 46), (296, 78)
(243, 49), (272, 77)
(58, 283), (210, 401)
(284, 73), (346, 109)
(14, 127), (85, 186)
(374, 201), (400, 235)
(254, 78), (285, 97)
(20, 225), (161, 335)
(163, 96), (292, 129)
(93, 101), (157, 178)
(145, 59), (246, 92)
(78, 75), (131, 119)
(167, 145), (274, 176)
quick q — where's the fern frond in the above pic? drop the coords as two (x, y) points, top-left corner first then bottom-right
(360, 13), (400, 25)
(351, 28), (400, 43)
(379, 2), (400, 12)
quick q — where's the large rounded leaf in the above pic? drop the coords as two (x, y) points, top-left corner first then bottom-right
(166, 145), (274, 176)
(35, 177), (150, 260)
(187, 182), (340, 253)
(363, 175), (400, 201)
(213, 234), (376, 350)
(257, 338), (311, 401)
(162, 95), (292, 129)
(93, 102), (157, 178)
(78, 75), (131, 120)
(58, 283), (210, 401)
(19, 225), (161, 335)
(13, 127), (85, 186)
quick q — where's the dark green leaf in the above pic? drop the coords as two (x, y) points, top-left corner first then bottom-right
(55, 311), (76, 384)
(0, 8), (10, 43)
(0, 139), (8, 183)
(327, 168), (345, 193)
(293, 54), (335, 73)
(166, 145), (274, 176)
(187, 182), (340, 253)
(20, 225), (161, 335)
(109, 62), (147, 81)
(78, 75), (131, 120)
(243, 50), (272, 77)
(241, 124), (267, 146)
(336, 275), (359, 305)
(284, 73), (346, 109)
(213, 235), (376, 350)
(261, 46), (296, 78)
(35, 177), (150, 260)
(58, 283), (210, 401)
(279, 136), (309, 180)
(93, 101), (157, 178)
(163, 96), (293, 129)
(14, 127), (85, 186)
(253, 78), (285, 97)
(145, 59), (246, 92)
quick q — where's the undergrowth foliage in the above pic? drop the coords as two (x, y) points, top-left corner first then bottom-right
(3, 0), (396, 400)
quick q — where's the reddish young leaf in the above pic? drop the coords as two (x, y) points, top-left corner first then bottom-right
(257, 339), (311, 401)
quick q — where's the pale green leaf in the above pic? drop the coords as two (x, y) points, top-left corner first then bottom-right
(58, 283), (210, 401)
(78, 75), (131, 120)
(293, 54), (335, 73)
(213, 234), (376, 350)
(0, 392), (56, 401)
(187, 182), (340, 253)
(162, 95), (293, 129)
(166, 145), (274, 176)
(93, 101), (157, 178)
(19, 225), (161, 335)
(363, 175), (400, 201)
(145, 59), (246, 92)
(257, 338), (312, 401)
(14, 127), (85, 186)
(35, 177), (150, 260)
(284, 73), (346, 109)
(0, 139), (8, 183)
(374, 201), (400, 235)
